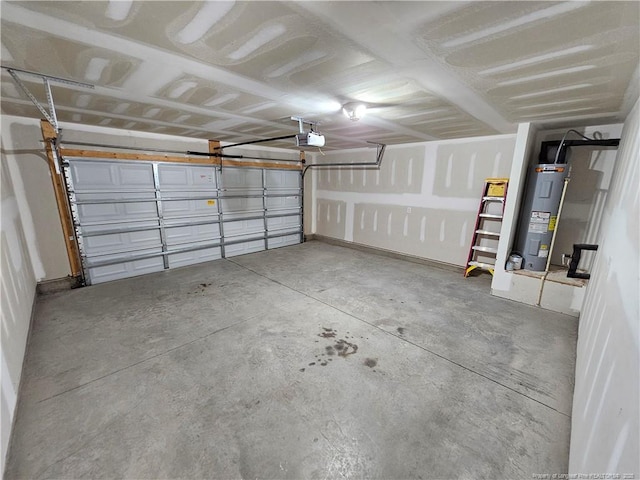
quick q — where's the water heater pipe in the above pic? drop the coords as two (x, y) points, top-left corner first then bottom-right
(536, 176), (570, 306)
(545, 177), (570, 273)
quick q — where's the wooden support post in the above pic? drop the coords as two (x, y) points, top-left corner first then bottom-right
(208, 140), (221, 168)
(40, 120), (83, 278)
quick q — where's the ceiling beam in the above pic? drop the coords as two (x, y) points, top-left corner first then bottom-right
(293, 1), (514, 134)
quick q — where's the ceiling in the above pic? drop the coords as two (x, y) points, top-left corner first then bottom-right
(1, 1), (638, 150)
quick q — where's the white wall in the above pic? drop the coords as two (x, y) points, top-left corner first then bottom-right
(569, 99), (639, 476)
(0, 151), (37, 474)
(0, 117), (59, 281)
(310, 135), (516, 266)
(493, 122), (538, 288)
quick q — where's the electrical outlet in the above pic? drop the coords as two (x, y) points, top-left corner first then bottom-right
(407, 207), (412, 214)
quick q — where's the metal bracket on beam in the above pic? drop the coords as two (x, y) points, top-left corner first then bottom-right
(50, 138), (62, 175)
(291, 116), (319, 133)
(7, 69), (58, 129)
(43, 78), (59, 131)
(2, 65), (94, 133)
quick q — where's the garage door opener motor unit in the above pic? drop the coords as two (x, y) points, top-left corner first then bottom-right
(295, 131), (325, 148)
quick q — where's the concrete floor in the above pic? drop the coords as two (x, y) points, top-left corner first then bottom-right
(6, 241), (578, 479)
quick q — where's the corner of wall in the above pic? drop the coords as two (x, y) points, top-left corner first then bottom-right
(568, 97), (640, 475)
(303, 151), (318, 235)
(1, 148), (38, 475)
(1, 117), (52, 281)
(492, 122), (538, 293)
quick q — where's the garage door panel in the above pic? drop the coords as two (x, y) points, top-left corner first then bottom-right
(79, 220), (160, 235)
(83, 230), (162, 255)
(168, 246), (222, 269)
(222, 212), (264, 223)
(220, 197), (263, 214)
(158, 164), (217, 190)
(71, 161), (154, 190)
(266, 196), (300, 210)
(163, 214), (219, 227)
(225, 239), (264, 257)
(158, 165), (188, 187)
(77, 202), (158, 223)
(224, 218), (263, 235)
(267, 189), (300, 198)
(221, 168), (261, 189)
(267, 215), (301, 231)
(66, 159), (301, 285)
(226, 233), (264, 245)
(162, 199), (219, 218)
(117, 165), (156, 187)
(70, 162), (113, 188)
(87, 255), (165, 284)
(165, 223), (221, 246)
(265, 170), (300, 189)
(268, 234), (301, 249)
(75, 191), (155, 202)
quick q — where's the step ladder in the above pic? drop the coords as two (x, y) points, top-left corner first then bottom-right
(464, 178), (509, 277)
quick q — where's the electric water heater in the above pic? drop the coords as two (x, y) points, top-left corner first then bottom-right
(515, 164), (569, 271)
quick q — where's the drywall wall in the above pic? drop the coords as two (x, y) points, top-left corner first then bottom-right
(569, 99), (639, 476)
(1, 117), (67, 280)
(311, 135), (516, 266)
(13, 156), (67, 276)
(1, 151), (37, 474)
(0, 115), (300, 282)
(492, 123), (537, 288)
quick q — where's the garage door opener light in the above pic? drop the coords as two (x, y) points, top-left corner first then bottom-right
(342, 103), (367, 121)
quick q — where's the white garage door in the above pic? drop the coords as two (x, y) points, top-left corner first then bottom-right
(64, 158), (302, 284)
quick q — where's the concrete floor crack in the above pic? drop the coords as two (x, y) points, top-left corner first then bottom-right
(34, 398), (146, 479)
(36, 319), (248, 404)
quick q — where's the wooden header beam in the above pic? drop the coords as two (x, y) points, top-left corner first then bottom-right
(59, 147), (303, 171)
(40, 120), (83, 278)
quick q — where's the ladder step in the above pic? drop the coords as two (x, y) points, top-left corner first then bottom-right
(472, 246), (498, 254)
(475, 229), (500, 236)
(483, 196), (505, 202)
(468, 261), (496, 268)
(479, 213), (503, 219)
